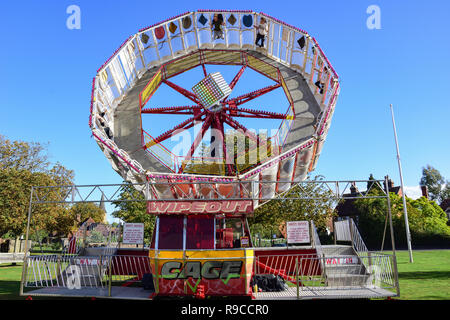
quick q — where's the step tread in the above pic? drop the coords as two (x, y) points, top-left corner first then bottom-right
(327, 274), (369, 278)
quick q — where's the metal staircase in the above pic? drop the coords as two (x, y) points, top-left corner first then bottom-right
(321, 245), (370, 287)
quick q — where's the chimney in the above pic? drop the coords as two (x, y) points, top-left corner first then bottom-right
(350, 182), (358, 194)
(388, 179), (394, 190)
(384, 179), (394, 191)
(421, 185), (429, 199)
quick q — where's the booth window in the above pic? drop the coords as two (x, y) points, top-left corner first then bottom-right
(158, 215), (183, 249)
(186, 215), (214, 249)
(216, 217), (251, 249)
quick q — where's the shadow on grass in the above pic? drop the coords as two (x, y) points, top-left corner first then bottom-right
(398, 271), (450, 280)
(0, 280), (21, 299)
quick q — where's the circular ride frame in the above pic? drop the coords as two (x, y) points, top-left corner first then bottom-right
(89, 10), (340, 209)
(86, 10), (345, 298)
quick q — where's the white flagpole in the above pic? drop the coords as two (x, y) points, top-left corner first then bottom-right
(389, 104), (413, 263)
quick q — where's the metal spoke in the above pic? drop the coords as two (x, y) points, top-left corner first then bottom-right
(144, 110), (207, 148)
(211, 114), (234, 174)
(141, 105), (202, 115)
(226, 83), (281, 106)
(228, 65), (247, 91)
(224, 106), (289, 120)
(179, 114), (213, 173)
(223, 114), (259, 143)
(163, 79), (202, 105)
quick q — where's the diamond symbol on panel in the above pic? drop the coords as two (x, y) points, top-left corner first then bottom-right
(169, 22), (177, 34)
(228, 14), (237, 26)
(192, 72), (232, 110)
(198, 14), (207, 26)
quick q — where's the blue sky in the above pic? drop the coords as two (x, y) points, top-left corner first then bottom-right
(1, 0), (449, 212)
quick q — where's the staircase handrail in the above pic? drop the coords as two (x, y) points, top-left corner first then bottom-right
(310, 220), (326, 277)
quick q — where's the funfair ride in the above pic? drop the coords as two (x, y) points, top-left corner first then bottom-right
(89, 10), (340, 298)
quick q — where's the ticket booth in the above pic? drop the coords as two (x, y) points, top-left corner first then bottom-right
(148, 200), (254, 297)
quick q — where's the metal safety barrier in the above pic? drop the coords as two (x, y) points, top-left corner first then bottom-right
(21, 254), (153, 299)
(252, 252), (399, 300)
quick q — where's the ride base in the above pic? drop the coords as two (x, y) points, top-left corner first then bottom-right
(149, 249), (254, 297)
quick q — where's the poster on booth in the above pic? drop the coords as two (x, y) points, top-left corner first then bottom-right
(122, 223), (144, 245)
(286, 221), (310, 244)
(240, 236), (250, 248)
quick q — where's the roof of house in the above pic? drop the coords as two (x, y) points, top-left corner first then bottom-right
(335, 182), (401, 217)
(440, 198), (450, 211)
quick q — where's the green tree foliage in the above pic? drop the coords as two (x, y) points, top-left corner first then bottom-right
(249, 176), (336, 239)
(420, 165), (448, 203)
(0, 135), (75, 238)
(0, 135), (50, 172)
(0, 168), (69, 237)
(69, 203), (106, 224)
(354, 187), (450, 249)
(112, 183), (155, 243)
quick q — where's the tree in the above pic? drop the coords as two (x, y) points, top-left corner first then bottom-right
(367, 173), (376, 191)
(112, 183), (156, 243)
(69, 203), (106, 224)
(354, 189), (450, 249)
(420, 165), (447, 203)
(0, 135), (50, 172)
(249, 175), (336, 239)
(0, 169), (69, 237)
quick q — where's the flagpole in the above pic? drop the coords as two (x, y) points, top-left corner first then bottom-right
(389, 104), (413, 263)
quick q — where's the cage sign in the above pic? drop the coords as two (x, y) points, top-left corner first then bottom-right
(286, 221), (310, 244)
(123, 223), (145, 244)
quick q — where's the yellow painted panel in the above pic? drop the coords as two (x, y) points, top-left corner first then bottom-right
(165, 52), (201, 77)
(247, 55), (278, 80)
(141, 69), (162, 105)
(149, 249), (254, 260)
(204, 50), (242, 65)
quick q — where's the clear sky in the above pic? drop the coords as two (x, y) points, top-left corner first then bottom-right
(1, 0), (449, 212)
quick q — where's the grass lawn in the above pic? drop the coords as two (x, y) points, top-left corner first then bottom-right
(393, 250), (450, 300)
(0, 263), (23, 299)
(1, 250), (449, 300)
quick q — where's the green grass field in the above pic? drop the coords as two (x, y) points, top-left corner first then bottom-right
(394, 250), (450, 300)
(1, 250), (449, 300)
(0, 263), (23, 299)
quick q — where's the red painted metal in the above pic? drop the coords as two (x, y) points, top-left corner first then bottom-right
(228, 84), (282, 106)
(228, 65), (247, 91)
(147, 200), (253, 214)
(255, 260), (300, 285)
(141, 105), (201, 115)
(135, 49), (293, 178)
(92, 132), (142, 174)
(241, 139), (315, 180)
(225, 106), (288, 120)
(254, 248), (322, 278)
(149, 110), (207, 146)
(212, 113), (234, 174)
(180, 114), (212, 172)
(222, 114), (259, 143)
(138, 11), (192, 33)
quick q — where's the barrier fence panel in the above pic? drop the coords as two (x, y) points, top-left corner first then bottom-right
(22, 254), (153, 299)
(252, 253), (398, 300)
